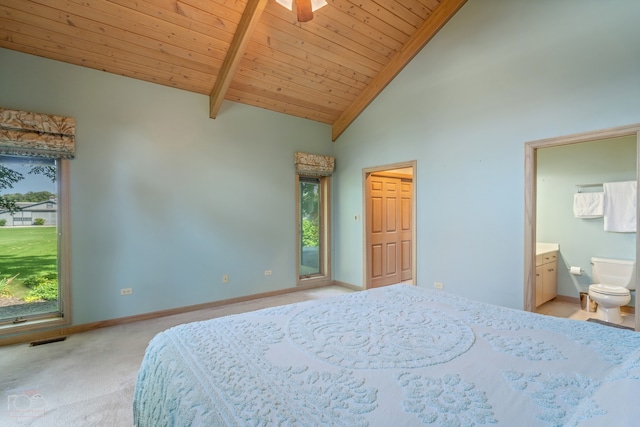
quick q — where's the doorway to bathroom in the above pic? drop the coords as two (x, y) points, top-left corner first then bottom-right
(524, 123), (640, 331)
(363, 161), (417, 289)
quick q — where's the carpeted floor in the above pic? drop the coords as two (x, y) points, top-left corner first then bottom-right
(0, 286), (352, 427)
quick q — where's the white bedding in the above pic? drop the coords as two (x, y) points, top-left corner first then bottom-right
(133, 284), (640, 426)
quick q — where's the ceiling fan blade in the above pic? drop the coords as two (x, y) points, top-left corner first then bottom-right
(295, 0), (313, 22)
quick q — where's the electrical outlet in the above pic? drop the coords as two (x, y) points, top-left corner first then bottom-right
(264, 270), (272, 276)
(434, 282), (443, 289)
(222, 274), (229, 284)
(120, 288), (133, 295)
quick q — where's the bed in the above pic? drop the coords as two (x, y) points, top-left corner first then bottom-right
(133, 284), (640, 426)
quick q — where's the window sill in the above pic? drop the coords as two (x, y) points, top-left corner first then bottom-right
(0, 315), (70, 337)
(297, 276), (332, 287)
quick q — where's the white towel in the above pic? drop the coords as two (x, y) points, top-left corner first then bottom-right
(573, 192), (604, 218)
(603, 181), (637, 232)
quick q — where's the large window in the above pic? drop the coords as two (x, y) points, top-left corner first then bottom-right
(0, 155), (71, 333)
(297, 175), (330, 284)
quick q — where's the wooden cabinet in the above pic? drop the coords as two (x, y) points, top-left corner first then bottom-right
(536, 251), (558, 307)
(535, 265), (543, 306)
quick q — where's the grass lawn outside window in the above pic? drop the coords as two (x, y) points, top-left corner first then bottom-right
(0, 226), (58, 320)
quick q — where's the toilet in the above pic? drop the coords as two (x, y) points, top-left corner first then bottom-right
(588, 257), (636, 324)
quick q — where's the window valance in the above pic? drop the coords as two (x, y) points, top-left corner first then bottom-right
(294, 152), (335, 177)
(0, 108), (76, 159)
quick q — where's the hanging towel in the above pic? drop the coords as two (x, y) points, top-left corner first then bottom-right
(573, 192), (604, 218)
(603, 181), (637, 232)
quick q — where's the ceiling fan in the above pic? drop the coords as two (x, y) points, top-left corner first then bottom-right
(275, 0), (328, 22)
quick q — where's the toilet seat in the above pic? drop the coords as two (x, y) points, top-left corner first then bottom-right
(589, 284), (630, 296)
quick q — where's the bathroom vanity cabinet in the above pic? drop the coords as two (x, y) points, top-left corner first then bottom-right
(536, 251), (558, 307)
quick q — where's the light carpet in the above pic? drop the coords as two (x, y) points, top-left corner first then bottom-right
(0, 286), (352, 427)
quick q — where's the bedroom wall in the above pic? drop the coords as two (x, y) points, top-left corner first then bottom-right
(0, 47), (334, 325)
(332, 0), (640, 308)
(537, 136), (636, 304)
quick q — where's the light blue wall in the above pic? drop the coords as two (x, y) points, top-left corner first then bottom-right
(0, 48), (334, 325)
(333, 0), (640, 308)
(537, 136), (636, 303)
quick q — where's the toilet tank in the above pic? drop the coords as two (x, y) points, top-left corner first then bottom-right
(591, 257), (637, 290)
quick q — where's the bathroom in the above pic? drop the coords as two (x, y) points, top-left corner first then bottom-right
(536, 135), (636, 327)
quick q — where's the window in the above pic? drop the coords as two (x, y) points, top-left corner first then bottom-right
(297, 175), (330, 284)
(0, 155), (71, 333)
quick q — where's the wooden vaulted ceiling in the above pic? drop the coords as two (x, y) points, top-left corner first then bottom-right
(0, 0), (466, 141)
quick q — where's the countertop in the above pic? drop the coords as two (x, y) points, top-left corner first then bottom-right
(536, 242), (559, 256)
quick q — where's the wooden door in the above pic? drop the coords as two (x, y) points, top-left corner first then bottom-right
(367, 174), (413, 288)
(400, 179), (413, 281)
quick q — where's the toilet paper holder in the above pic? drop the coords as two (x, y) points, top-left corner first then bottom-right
(568, 266), (583, 275)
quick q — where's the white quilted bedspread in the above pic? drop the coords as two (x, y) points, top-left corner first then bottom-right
(134, 284), (640, 426)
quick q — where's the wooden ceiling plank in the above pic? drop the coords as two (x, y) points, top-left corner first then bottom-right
(315, 5), (404, 53)
(0, 16), (216, 86)
(252, 24), (381, 79)
(184, 0), (247, 16)
(248, 32), (372, 92)
(0, 0), (462, 131)
(0, 30), (212, 94)
(332, 0), (467, 141)
(39, 0), (231, 54)
(295, 10), (398, 61)
(245, 40), (368, 92)
(108, 0), (240, 40)
(226, 86), (337, 124)
(257, 23), (383, 77)
(0, 38), (197, 93)
(1, 2), (222, 75)
(368, 0), (425, 28)
(421, 0), (443, 10)
(229, 76), (344, 116)
(209, 0), (268, 118)
(393, 0), (436, 20)
(329, 0), (411, 45)
(261, 8), (390, 67)
(238, 59), (357, 104)
(240, 51), (362, 101)
(349, 0), (418, 35)
(247, 34), (372, 87)
(234, 67), (352, 110)
(144, 0), (243, 21)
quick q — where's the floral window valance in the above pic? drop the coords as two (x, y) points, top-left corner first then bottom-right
(0, 108), (76, 159)
(294, 152), (335, 177)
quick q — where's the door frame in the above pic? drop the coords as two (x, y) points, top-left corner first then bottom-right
(524, 123), (640, 330)
(363, 160), (417, 289)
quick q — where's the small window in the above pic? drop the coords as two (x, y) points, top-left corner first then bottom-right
(297, 175), (330, 284)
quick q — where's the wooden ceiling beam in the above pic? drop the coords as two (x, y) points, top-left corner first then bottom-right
(331, 0), (468, 141)
(209, 0), (268, 118)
